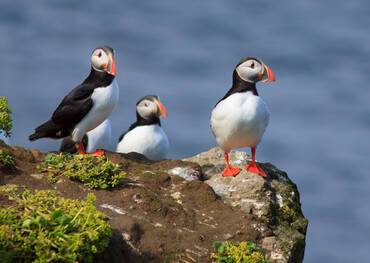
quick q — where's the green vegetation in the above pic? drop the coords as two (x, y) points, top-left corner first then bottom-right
(0, 97), (12, 138)
(0, 149), (15, 169)
(37, 153), (125, 189)
(0, 185), (111, 263)
(211, 241), (270, 263)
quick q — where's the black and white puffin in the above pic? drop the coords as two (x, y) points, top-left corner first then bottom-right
(116, 95), (169, 161)
(59, 119), (112, 153)
(210, 57), (276, 177)
(29, 46), (118, 156)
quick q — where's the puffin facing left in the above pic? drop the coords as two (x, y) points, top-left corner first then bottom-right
(29, 46), (119, 157)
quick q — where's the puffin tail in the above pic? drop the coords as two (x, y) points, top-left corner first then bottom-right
(29, 120), (63, 141)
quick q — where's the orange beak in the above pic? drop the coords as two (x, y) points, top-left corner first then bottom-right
(262, 64), (276, 83)
(109, 56), (117, 76)
(157, 101), (168, 118)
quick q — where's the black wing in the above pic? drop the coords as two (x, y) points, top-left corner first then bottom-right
(51, 83), (95, 131)
(29, 68), (116, 141)
(29, 83), (95, 141)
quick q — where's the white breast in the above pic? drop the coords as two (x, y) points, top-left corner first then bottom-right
(116, 125), (169, 161)
(72, 79), (119, 142)
(210, 91), (269, 152)
(85, 119), (112, 152)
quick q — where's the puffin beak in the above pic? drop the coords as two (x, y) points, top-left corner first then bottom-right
(156, 100), (168, 118)
(261, 64), (276, 83)
(109, 55), (117, 76)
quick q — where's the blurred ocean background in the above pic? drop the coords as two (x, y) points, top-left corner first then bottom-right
(1, 1), (369, 262)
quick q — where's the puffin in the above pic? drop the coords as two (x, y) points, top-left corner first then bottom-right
(116, 95), (169, 161)
(210, 57), (276, 177)
(59, 119), (112, 153)
(29, 46), (118, 156)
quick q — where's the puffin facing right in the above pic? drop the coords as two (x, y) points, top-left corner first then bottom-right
(210, 57), (276, 177)
(116, 95), (169, 161)
(29, 46), (118, 156)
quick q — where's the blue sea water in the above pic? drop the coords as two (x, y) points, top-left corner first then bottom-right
(1, 1), (370, 262)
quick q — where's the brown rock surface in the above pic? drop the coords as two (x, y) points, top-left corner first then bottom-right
(0, 141), (307, 263)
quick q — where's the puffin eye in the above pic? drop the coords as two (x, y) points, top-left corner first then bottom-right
(250, 62), (255, 69)
(144, 102), (149, 107)
(98, 52), (102, 58)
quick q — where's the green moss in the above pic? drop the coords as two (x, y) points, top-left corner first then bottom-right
(280, 204), (299, 222)
(274, 224), (306, 259)
(0, 185), (111, 263)
(0, 97), (12, 138)
(37, 153), (126, 189)
(267, 180), (307, 262)
(0, 149), (15, 169)
(211, 241), (270, 263)
(270, 180), (305, 226)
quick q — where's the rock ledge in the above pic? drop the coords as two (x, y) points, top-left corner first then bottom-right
(0, 141), (307, 263)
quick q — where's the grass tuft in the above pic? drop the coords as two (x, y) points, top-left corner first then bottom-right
(211, 241), (270, 263)
(0, 97), (12, 138)
(0, 149), (15, 169)
(37, 153), (126, 189)
(0, 185), (112, 263)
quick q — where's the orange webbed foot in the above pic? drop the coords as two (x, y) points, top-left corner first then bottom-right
(222, 166), (241, 177)
(90, 149), (105, 157)
(245, 162), (267, 177)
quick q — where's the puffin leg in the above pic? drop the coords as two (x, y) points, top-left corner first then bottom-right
(75, 143), (104, 157)
(90, 149), (105, 157)
(245, 147), (267, 177)
(76, 142), (87, 155)
(222, 152), (241, 177)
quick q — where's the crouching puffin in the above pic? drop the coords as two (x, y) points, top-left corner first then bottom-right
(29, 46), (119, 156)
(210, 57), (276, 177)
(116, 95), (169, 161)
(60, 119), (112, 153)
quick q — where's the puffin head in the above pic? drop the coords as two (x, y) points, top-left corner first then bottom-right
(234, 57), (276, 84)
(136, 95), (168, 120)
(91, 46), (117, 76)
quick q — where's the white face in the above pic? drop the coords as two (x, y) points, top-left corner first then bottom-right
(137, 99), (159, 120)
(236, 59), (264, 83)
(91, 48), (110, 72)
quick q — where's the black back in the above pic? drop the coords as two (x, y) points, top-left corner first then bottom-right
(29, 67), (114, 141)
(52, 68), (114, 131)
